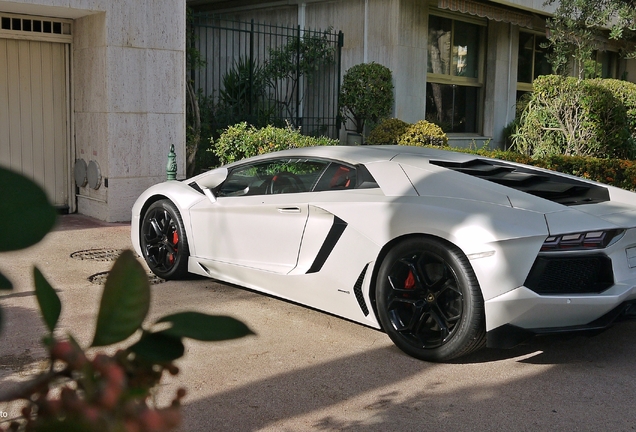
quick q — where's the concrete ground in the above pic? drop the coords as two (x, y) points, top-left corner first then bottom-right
(2, 215), (636, 431)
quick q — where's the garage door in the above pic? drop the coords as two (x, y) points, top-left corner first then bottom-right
(0, 15), (71, 210)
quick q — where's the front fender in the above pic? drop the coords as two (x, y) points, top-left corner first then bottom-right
(130, 181), (206, 257)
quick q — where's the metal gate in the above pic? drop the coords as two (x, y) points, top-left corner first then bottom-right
(191, 15), (343, 138)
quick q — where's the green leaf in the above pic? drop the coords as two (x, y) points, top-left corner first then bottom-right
(129, 331), (184, 363)
(33, 267), (61, 334)
(0, 271), (12, 290)
(0, 167), (57, 252)
(91, 250), (150, 347)
(156, 312), (255, 341)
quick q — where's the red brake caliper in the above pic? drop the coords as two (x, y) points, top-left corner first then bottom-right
(168, 231), (179, 264)
(404, 270), (415, 290)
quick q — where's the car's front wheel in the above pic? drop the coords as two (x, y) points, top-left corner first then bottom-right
(140, 199), (189, 280)
(376, 237), (486, 361)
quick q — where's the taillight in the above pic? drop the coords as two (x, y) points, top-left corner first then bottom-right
(541, 229), (625, 251)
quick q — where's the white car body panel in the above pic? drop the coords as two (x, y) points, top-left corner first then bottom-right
(131, 146), (636, 351)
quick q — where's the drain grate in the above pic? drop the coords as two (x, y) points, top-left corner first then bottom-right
(71, 249), (132, 262)
(88, 271), (165, 285)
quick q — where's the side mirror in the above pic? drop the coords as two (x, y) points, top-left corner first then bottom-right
(195, 168), (228, 204)
(196, 167), (228, 190)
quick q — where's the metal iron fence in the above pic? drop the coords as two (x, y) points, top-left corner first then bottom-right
(191, 14), (343, 139)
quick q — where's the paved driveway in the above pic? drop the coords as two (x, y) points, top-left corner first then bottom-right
(2, 215), (636, 431)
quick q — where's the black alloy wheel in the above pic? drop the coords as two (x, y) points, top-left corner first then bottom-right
(140, 200), (189, 280)
(376, 237), (485, 361)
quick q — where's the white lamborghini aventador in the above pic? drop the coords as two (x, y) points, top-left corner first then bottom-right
(131, 146), (636, 361)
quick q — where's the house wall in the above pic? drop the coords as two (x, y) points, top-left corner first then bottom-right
(0, 0), (186, 222)
(483, 21), (518, 147)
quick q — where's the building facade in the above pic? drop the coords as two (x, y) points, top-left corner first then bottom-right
(0, 0), (186, 222)
(189, 0), (636, 148)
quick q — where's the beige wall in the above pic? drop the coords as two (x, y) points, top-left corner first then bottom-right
(304, 0), (428, 137)
(0, 0), (186, 222)
(483, 20), (518, 148)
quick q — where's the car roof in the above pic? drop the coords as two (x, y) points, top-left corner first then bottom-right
(225, 145), (479, 167)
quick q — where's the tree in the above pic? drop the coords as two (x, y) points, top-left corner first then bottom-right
(544, 0), (636, 78)
(339, 63), (394, 134)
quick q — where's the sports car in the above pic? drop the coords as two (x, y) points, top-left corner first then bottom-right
(131, 146), (636, 361)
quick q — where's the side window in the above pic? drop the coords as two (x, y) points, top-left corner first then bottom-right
(218, 158), (329, 197)
(313, 163), (357, 191)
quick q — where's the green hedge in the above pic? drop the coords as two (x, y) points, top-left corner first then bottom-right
(398, 120), (448, 147)
(590, 78), (636, 145)
(366, 118), (410, 145)
(212, 122), (338, 165)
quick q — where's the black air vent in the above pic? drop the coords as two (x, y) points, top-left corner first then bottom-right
(354, 264), (369, 316)
(431, 159), (610, 206)
(524, 255), (614, 294)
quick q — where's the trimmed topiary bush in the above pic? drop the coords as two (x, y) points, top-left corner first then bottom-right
(366, 118), (411, 145)
(398, 120), (448, 147)
(212, 122), (339, 165)
(339, 62), (394, 134)
(511, 75), (633, 159)
(591, 78), (636, 153)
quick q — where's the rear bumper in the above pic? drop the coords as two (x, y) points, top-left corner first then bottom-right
(487, 300), (636, 349)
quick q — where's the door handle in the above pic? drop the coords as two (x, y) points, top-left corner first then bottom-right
(277, 207), (301, 214)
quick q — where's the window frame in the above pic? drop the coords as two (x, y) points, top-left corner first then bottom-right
(516, 30), (551, 93)
(425, 10), (487, 135)
(426, 10), (487, 88)
(216, 157), (375, 197)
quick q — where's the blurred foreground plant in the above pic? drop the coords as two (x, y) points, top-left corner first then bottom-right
(0, 167), (254, 432)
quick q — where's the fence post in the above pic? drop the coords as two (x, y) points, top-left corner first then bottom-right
(336, 30), (344, 132)
(249, 19), (254, 118)
(296, 25), (301, 129)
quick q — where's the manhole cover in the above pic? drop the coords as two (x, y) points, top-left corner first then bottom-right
(71, 249), (129, 262)
(88, 271), (165, 285)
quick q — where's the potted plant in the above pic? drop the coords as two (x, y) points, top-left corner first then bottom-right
(339, 62), (394, 143)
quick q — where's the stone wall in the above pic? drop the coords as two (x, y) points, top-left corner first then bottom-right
(0, 0), (186, 222)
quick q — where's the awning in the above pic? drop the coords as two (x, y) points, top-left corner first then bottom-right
(437, 0), (534, 29)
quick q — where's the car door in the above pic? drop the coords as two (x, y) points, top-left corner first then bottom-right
(189, 157), (330, 274)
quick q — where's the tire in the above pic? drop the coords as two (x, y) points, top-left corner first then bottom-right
(375, 237), (486, 362)
(140, 199), (190, 280)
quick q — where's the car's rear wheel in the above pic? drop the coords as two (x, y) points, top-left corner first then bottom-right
(140, 200), (189, 280)
(376, 237), (485, 361)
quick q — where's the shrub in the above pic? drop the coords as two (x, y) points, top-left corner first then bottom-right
(213, 122), (339, 165)
(339, 62), (394, 134)
(398, 120), (448, 147)
(366, 118), (411, 145)
(591, 78), (636, 155)
(511, 75), (632, 159)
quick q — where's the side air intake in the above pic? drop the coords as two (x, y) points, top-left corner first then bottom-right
(354, 264), (369, 316)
